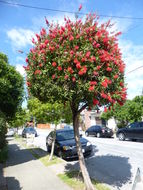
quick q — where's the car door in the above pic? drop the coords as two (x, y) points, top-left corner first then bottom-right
(88, 126), (95, 135)
(127, 122), (140, 139)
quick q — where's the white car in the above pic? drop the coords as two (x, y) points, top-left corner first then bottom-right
(6, 128), (15, 137)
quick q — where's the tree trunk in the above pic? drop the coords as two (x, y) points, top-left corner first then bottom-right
(49, 124), (57, 161)
(73, 113), (95, 190)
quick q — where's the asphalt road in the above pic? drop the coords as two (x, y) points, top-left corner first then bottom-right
(32, 129), (143, 190)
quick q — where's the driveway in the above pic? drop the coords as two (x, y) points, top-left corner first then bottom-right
(4, 139), (71, 190)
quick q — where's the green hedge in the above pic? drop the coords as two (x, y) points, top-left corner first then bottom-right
(0, 145), (8, 163)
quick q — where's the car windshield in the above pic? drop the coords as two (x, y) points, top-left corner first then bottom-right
(56, 130), (74, 141)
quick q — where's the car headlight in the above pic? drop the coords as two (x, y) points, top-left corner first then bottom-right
(63, 146), (71, 150)
(87, 141), (91, 146)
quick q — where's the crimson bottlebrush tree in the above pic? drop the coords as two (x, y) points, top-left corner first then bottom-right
(25, 9), (126, 190)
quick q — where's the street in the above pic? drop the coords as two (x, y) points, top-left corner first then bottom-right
(33, 129), (143, 190)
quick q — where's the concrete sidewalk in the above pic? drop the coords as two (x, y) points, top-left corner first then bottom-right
(4, 140), (72, 190)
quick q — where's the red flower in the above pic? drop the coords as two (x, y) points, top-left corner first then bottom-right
(85, 51), (91, 58)
(25, 57), (29, 63)
(52, 62), (57, 67)
(58, 66), (62, 71)
(104, 107), (107, 112)
(34, 70), (41, 75)
(106, 67), (112, 72)
(101, 92), (107, 99)
(89, 86), (94, 91)
(75, 46), (79, 50)
(93, 99), (99, 105)
(97, 66), (101, 70)
(64, 75), (69, 79)
(26, 81), (31, 86)
(72, 77), (76, 82)
(93, 71), (98, 75)
(90, 81), (97, 85)
(101, 81), (108, 88)
(69, 35), (74, 41)
(45, 39), (49, 45)
(114, 74), (118, 79)
(76, 63), (81, 69)
(79, 4), (82, 11)
(52, 74), (55, 79)
(67, 67), (73, 74)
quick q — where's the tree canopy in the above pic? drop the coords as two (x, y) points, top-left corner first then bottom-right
(101, 97), (143, 128)
(28, 97), (72, 124)
(0, 52), (24, 118)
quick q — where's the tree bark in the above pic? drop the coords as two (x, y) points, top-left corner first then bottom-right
(73, 113), (95, 190)
(49, 124), (57, 161)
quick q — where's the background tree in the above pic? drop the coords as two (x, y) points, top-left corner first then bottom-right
(28, 97), (72, 160)
(25, 9), (126, 190)
(9, 107), (29, 130)
(101, 98), (143, 128)
(0, 52), (24, 118)
(0, 52), (24, 157)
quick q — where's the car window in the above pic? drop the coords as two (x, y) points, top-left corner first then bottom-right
(56, 130), (74, 141)
(95, 126), (101, 130)
(128, 122), (140, 128)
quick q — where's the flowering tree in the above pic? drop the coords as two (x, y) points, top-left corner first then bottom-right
(25, 8), (126, 190)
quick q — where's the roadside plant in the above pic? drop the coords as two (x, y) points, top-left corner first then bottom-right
(25, 6), (126, 190)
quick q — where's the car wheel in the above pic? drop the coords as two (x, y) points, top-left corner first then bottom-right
(85, 132), (89, 137)
(118, 133), (125, 141)
(97, 133), (101, 138)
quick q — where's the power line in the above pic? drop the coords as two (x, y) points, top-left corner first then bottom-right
(1, 0), (143, 21)
(127, 65), (143, 74)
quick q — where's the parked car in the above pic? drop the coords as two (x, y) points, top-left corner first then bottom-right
(6, 128), (16, 137)
(116, 122), (143, 141)
(46, 129), (92, 159)
(85, 125), (113, 138)
(22, 127), (37, 138)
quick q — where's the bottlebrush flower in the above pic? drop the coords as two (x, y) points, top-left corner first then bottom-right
(69, 35), (74, 41)
(93, 99), (99, 105)
(58, 66), (62, 71)
(106, 67), (112, 72)
(25, 58), (29, 63)
(89, 86), (94, 91)
(64, 75), (69, 79)
(72, 77), (76, 82)
(101, 81), (108, 88)
(104, 107), (107, 112)
(85, 51), (91, 58)
(34, 70), (41, 75)
(101, 92), (107, 99)
(52, 74), (55, 79)
(90, 81), (97, 85)
(114, 74), (118, 79)
(79, 4), (82, 11)
(52, 62), (57, 67)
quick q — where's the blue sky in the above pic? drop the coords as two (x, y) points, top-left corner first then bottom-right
(0, 0), (143, 105)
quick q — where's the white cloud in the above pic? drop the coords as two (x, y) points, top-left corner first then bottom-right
(16, 64), (26, 76)
(119, 40), (143, 99)
(7, 28), (35, 48)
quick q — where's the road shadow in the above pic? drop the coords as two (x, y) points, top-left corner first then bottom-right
(6, 177), (22, 190)
(64, 154), (132, 189)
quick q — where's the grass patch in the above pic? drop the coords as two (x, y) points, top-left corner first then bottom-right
(0, 145), (8, 163)
(15, 136), (63, 167)
(58, 171), (110, 190)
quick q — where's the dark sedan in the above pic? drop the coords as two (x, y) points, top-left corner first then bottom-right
(22, 127), (37, 138)
(46, 129), (92, 159)
(85, 125), (113, 138)
(116, 122), (143, 141)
